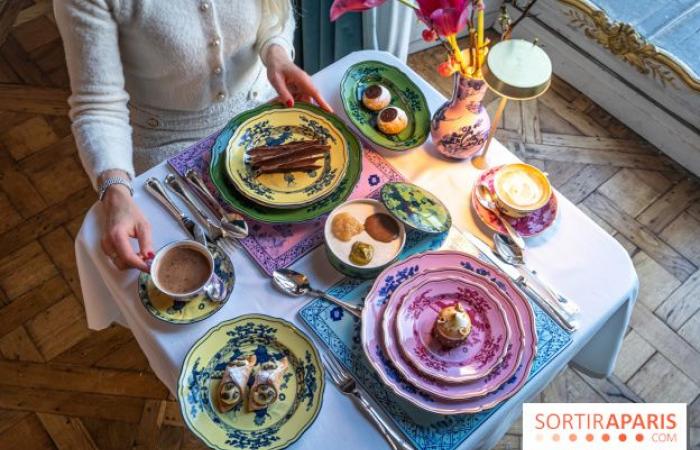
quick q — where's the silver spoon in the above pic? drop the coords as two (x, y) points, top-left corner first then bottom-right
(494, 233), (580, 316)
(272, 268), (363, 319)
(475, 183), (526, 250)
(185, 169), (248, 239)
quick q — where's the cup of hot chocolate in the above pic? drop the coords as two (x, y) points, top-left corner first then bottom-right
(149, 240), (225, 302)
(493, 163), (552, 218)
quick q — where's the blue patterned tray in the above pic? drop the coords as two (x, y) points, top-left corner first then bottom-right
(299, 229), (572, 450)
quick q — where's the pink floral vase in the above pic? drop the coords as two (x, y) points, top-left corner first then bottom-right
(431, 73), (490, 159)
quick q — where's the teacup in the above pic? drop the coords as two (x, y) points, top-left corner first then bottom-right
(150, 240), (225, 302)
(493, 163), (552, 218)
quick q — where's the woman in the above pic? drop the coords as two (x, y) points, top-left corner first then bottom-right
(54, 0), (330, 272)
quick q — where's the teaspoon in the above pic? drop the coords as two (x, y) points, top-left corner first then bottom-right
(475, 183), (526, 250)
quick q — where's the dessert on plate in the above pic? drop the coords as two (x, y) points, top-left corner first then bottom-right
(248, 357), (289, 411)
(217, 355), (256, 413)
(433, 303), (472, 349)
(376, 106), (408, 135)
(361, 84), (391, 111)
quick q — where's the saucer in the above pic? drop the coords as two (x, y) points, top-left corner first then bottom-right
(472, 165), (558, 237)
(138, 244), (235, 324)
(393, 272), (511, 383)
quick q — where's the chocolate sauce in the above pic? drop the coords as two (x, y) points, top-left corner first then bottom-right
(364, 85), (382, 99)
(379, 107), (398, 122)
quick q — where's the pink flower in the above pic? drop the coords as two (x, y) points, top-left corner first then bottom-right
(415, 0), (470, 37)
(329, 0), (388, 21)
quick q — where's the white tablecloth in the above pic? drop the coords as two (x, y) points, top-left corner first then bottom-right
(75, 50), (639, 450)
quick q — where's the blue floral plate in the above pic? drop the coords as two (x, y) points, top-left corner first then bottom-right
(178, 314), (324, 450)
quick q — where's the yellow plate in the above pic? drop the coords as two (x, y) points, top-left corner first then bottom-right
(225, 108), (349, 208)
(177, 314), (324, 450)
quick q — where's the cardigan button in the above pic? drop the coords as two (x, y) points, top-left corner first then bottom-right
(147, 118), (159, 128)
(217, 92), (226, 101)
(210, 37), (220, 48)
(213, 66), (222, 75)
(199, 2), (210, 12)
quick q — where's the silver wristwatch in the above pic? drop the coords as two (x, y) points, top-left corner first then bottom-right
(98, 176), (134, 201)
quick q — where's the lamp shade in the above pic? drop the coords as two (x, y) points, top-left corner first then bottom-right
(482, 39), (552, 100)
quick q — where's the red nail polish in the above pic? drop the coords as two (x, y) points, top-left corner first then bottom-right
(148, 251), (155, 258)
(286, 99), (294, 107)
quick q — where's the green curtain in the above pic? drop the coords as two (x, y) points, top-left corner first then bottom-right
(293, 1), (364, 74)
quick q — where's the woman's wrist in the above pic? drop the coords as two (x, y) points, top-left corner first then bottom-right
(98, 169), (133, 203)
(264, 44), (292, 69)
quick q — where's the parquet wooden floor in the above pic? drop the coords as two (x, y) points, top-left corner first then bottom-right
(0, 4), (698, 449)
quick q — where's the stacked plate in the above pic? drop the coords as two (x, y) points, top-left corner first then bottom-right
(361, 250), (537, 414)
(209, 102), (363, 223)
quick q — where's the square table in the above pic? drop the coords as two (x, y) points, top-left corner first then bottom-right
(75, 50), (639, 450)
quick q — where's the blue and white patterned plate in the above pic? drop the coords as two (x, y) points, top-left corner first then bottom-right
(178, 314), (324, 450)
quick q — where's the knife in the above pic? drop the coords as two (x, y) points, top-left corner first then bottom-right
(145, 177), (210, 245)
(460, 231), (579, 332)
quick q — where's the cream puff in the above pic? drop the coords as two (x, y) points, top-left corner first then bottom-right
(376, 106), (408, 135)
(433, 303), (472, 349)
(361, 84), (391, 111)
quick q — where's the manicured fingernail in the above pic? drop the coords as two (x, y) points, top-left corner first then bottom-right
(148, 251), (155, 258)
(286, 99), (294, 107)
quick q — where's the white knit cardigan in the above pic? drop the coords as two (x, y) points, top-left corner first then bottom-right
(54, 0), (295, 187)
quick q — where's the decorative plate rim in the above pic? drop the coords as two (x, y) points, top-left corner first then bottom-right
(360, 250), (537, 414)
(340, 60), (431, 152)
(223, 108), (349, 209)
(390, 271), (512, 385)
(176, 313), (325, 450)
(209, 102), (363, 223)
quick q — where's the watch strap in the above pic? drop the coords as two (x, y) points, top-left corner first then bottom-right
(98, 176), (134, 201)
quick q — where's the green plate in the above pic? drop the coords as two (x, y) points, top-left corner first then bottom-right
(380, 182), (452, 234)
(138, 244), (235, 324)
(340, 60), (430, 151)
(178, 314), (324, 450)
(211, 103), (362, 223)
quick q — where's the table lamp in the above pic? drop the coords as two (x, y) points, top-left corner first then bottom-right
(472, 39), (552, 169)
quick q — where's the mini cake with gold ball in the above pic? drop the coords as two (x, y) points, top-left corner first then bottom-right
(433, 303), (472, 349)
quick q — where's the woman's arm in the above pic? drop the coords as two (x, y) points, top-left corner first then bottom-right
(55, 0), (152, 271)
(54, 0), (134, 188)
(258, 0), (332, 111)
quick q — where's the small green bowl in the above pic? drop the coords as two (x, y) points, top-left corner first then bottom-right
(324, 199), (406, 279)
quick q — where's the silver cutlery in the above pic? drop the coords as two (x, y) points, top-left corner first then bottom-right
(164, 174), (239, 253)
(474, 183), (525, 250)
(145, 177), (211, 243)
(184, 169), (249, 239)
(462, 231), (578, 332)
(494, 233), (581, 316)
(271, 268), (363, 318)
(320, 350), (414, 450)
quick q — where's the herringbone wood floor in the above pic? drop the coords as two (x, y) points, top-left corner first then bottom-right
(0, 3), (698, 449)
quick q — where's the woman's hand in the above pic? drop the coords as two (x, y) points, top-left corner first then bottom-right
(100, 175), (153, 272)
(265, 45), (332, 112)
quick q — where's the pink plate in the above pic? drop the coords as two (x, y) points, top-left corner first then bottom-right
(472, 165), (558, 237)
(361, 250), (537, 414)
(380, 268), (519, 400)
(391, 271), (511, 384)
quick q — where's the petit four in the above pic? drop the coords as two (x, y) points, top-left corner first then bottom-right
(331, 212), (364, 242)
(433, 303), (472, 349)
(248, 358), (289, 412)
(364, 213), (400, 243)
(376, 106), (408, 135)
(361, 84), (391, 111)
(217, 355), (256, 413)
(349, 241), (374, 266)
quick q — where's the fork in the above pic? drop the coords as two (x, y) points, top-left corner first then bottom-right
(163, 174), (239, 254)
(321, 352), (415, 450)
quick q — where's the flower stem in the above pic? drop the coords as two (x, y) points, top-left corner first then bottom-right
(446, 34), (470, 77)
(396, 0), (419, 9)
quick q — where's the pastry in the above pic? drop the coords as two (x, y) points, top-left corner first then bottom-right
(331, 212), (363, 242)
(248, 358), (289, 412)
(364, 213), (399, 243)
(361, 84), (391, 111)
(217, 355), (256, 413)
(433, 303), (472, 349)
(376, 106), (408, 135)
(349, 241), (374, 266)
